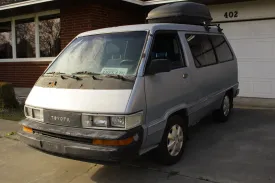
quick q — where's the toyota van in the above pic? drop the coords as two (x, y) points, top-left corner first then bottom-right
(18, 2), (239, 165)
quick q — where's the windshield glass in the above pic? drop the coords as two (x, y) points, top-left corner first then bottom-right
(45, 31), (147, 76)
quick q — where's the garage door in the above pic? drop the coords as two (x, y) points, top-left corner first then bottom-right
(221, 19), (275, 98)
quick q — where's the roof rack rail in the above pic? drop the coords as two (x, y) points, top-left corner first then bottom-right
(216, 24), (223, 32)
(203, 23), (223, 32)
(203, 22), (211, 31)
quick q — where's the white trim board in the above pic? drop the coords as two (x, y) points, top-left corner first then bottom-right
(122, 0), (188, 5)
(0, 58), (54, 63)
(0, 0), (54, 11)
(143, 0), (188, 5)
(0, 9), (60, 22)
(0, 0), (188, 9)
(209, 0), (275, 23)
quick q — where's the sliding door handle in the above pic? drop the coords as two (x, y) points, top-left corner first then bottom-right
(183, 73), (188, 79)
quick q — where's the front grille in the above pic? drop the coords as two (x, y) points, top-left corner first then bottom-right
(43, 109), (82, 128)
(33, 129), (92, 144)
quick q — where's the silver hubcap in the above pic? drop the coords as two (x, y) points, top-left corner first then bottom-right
(167, 124), (184, 157)
(223, 95), (230, 116)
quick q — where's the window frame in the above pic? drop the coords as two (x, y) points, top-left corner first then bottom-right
(145, 30), (186, 73)
(0, 9), (60, 62)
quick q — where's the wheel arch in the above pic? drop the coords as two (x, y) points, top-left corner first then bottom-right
(167, 108), (189, 128)
(226, 88), (234, 108)
(226, 88), (234, 100)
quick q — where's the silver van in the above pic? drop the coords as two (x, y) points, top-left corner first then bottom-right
(19, 2), (239, 165)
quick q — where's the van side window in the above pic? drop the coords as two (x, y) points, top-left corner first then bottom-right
(210, 35), (234, 62)
(151, 33), (185, 69)
(185, 34), (217, 67)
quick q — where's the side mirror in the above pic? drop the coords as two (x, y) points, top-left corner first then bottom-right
(147, 59), (171, 75)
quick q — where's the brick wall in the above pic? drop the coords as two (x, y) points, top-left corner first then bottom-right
(0, 62), (50, 87)
(60, 1), (146, 48)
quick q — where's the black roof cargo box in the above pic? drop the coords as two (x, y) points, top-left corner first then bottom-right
(146, 2), (213, 25)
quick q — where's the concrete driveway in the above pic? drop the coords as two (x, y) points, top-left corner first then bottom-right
(0, 108), (274, 183)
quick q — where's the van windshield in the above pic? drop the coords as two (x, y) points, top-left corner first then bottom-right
(45, 31), (147, 76)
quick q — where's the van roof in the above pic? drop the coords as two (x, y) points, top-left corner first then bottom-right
(77, 23), (222, 37)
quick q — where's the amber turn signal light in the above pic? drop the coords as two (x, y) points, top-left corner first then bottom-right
(23, 126), (33, 134)
(92, 137), (134, 146)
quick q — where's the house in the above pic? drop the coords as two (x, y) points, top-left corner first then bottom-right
(0, 0), (274, 99)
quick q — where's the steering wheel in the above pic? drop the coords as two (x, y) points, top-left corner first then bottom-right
(120, 59), (135, 66)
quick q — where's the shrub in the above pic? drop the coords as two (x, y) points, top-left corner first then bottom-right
(0, 82), (19, 109)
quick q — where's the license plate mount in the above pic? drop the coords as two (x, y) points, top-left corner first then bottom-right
(41, 140), (63, 153)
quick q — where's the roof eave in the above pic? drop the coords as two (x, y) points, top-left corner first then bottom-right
(122, 0), (191, 6)
(0, 0), (54, 11)
(122, 0), (251, 6)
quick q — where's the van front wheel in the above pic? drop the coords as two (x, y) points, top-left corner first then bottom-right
(154, 115), (187, 165)
(213, 94), (233, 122)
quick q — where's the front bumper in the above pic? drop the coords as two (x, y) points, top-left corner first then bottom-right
(18, 119), (143, 163)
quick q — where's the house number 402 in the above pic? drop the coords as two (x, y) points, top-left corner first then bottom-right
(224, 11), (238, 19)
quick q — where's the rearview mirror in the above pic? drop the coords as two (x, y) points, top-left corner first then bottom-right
(147, 59), (171, 75)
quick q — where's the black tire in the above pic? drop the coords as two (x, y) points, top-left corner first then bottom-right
(154, 115), (187, 165)
(213, 93), (233, 122)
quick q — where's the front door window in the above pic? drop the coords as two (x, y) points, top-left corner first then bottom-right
(150, 32), (185, 70)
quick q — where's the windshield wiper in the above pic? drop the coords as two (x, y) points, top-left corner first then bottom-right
(60, 74), (82, 81)
(72, 71), (101, 80)
(73, 71), (100, 75)
(105, 75), (134, 82)
(45, 72), (65, 75)
(44, 72), (81, 80)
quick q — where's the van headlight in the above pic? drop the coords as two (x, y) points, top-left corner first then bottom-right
(24, 106), (43, 121)
(110, 116), (125, 128)
(81, 112), (143, 130)
(93, 116), (109, 127)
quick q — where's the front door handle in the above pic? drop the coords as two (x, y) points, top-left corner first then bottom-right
(183, 73), (188, 79)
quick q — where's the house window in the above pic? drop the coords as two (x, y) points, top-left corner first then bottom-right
(0, 10), (60, 61)
(39, 15), (61, 57)
(16, 18), (36, 58)
(0, 21), (12, 58)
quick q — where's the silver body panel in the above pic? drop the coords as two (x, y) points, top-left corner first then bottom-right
(26, 23), (239, 154)
(26, 86), (132, 114)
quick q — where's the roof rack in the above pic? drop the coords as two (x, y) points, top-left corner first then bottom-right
(146, 2), (213, 26)
(146, 2), (224, 33)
